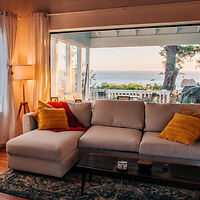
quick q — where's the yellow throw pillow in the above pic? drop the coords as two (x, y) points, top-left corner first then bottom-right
(38, 108), (69, 130)
(32, 100), (53, 121)
(159, 113), (200, 145)
(181, 108), (200, 119)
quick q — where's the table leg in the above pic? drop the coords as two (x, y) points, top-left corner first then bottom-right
(81, 172), (86, 195)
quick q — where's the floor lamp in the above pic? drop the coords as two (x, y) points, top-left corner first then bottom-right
(13, 65), (34, 117)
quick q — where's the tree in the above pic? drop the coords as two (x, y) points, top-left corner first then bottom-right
(160, 45), (200, 90)
(162, 46), (179, 91)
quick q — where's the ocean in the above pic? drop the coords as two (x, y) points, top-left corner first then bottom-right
(91, 71), (200, 90)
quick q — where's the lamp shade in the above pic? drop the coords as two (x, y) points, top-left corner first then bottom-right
(13, 65), (34, 80)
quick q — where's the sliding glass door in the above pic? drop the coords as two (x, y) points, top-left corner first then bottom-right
(51, 36), (89, 100)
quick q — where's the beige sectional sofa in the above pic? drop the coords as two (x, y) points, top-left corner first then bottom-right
(6, 100), (200, 178)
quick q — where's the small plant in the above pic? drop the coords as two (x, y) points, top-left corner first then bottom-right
(95, 82), (163, 91)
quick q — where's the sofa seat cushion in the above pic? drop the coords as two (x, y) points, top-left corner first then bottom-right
(139, 132), (200, 160)
(6, 129), (85, 162)
(79, 126), (142, 152)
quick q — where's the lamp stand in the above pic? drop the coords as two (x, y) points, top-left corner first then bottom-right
(18, 81), (30, 117)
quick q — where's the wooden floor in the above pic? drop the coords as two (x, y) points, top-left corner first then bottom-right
(0, 149), (8, 174)
(0, 149), (26, 200)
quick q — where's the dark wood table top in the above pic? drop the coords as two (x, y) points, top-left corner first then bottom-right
(77, 153), (200, 190)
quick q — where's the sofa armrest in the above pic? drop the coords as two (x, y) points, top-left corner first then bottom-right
(22, 112), (38, 133)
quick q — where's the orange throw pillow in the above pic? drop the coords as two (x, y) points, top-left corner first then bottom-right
(38, 108), (69, 130)
(32, 100), (53, 121)
(159, 113), (200, 145)
(181, 108), (200, 118)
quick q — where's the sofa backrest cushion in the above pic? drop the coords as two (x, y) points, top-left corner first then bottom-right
(145, 103), (200, 132)
(91, 100), (144, 129)
(68, 102), (92, 128)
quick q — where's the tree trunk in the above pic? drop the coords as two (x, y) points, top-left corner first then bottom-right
(163, 46), (179, 91)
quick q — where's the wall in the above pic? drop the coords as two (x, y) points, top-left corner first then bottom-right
(1, 0), (32, 68)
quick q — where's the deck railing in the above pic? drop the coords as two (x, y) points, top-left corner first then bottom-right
(91, 89), (171, 103)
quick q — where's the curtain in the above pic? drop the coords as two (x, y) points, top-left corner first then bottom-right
(0, 10), (20, 146)
(29, 12), (50, 109)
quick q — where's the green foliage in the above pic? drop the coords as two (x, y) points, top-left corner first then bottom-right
(160, 45), (200, 69)
(94, 82), (162, 90)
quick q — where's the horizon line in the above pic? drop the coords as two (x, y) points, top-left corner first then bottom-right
(91, 69), (199, 72)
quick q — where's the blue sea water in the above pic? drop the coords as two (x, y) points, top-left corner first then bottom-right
(91, 70), (200, 90)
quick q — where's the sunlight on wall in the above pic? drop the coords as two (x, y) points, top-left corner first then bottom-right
(2, 0), (34, 113)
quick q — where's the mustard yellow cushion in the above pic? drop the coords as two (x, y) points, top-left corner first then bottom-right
(38, 108), (69, 130)
(32, 100), (53, 121)
(158, 113), (200, 145)
(181, 108), (200, 118)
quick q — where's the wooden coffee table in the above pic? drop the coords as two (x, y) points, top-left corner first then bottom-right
(76, 153), (200, 194)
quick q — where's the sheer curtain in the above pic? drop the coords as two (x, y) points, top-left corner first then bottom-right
(29, 12), (50, 109)
(0, 11), (20, 146)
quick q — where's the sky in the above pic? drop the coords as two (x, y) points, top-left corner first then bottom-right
(90, 46), (200, 72)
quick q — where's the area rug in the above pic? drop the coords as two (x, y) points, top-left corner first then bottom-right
(0, 169), (199, 200)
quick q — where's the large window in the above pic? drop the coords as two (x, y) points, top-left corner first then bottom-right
(51, 25), (200, 103)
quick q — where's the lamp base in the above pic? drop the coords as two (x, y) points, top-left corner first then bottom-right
(18, 102), (30, 117)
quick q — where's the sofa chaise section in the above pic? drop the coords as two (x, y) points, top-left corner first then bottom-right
(7, 129), (85, 177)
(7, 102), (92, 178)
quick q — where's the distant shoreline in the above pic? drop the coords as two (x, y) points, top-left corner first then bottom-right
(92, 70), (196, 74)
(91, 70), (200, 90)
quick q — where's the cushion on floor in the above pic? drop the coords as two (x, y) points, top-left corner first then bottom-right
(79, 125), (142, 152)
(6, 129), (85, 162)
(139, 132), (200, 160)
